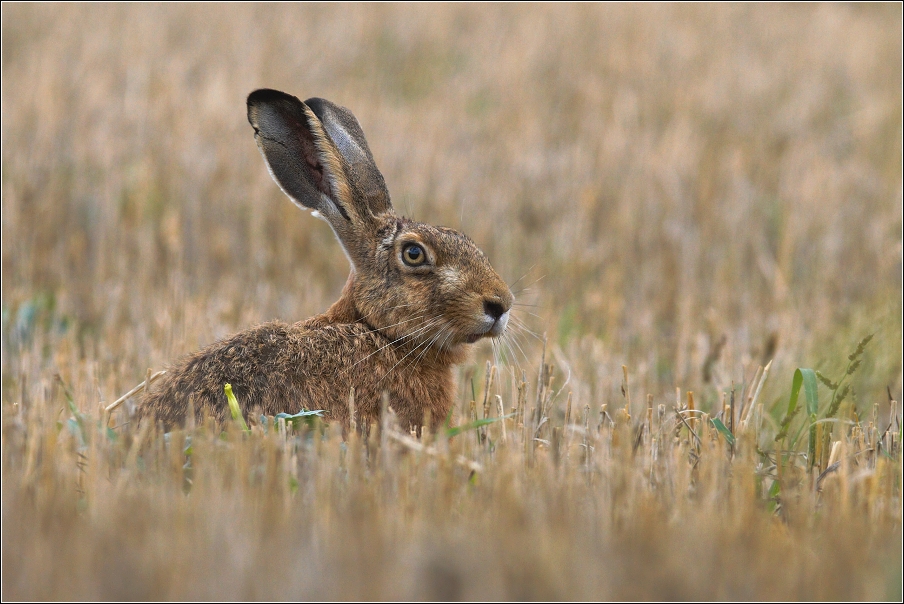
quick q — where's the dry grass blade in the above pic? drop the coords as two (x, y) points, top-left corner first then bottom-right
(740, 360), (772, 431)
(386, 429), (483, 473)
(104, 371), (167, 413)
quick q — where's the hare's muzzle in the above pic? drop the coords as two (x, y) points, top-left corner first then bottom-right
(487, 310), (510, 338)
(465, 294), (511, 343)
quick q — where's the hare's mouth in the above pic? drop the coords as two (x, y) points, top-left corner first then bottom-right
(464, 311), (509, 344)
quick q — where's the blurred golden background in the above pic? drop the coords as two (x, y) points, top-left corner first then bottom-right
(3, 4), (901, 405)
(2, 4), (901, 600)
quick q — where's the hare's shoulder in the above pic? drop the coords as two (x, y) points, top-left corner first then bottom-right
(290, 316), (395, 362)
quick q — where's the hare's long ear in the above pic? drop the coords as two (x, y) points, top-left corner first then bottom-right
(247, 90), (393, 260)
(303, 97), (392, 216)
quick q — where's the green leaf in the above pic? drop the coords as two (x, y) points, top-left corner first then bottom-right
(798, 369), (819, 464)
(57, 376), (92, 444)
(710, 417), (736, 446)
(224, 383), (250, 433)
(807, 412), (818, 470)
(779, 368), (819, 447)
(766, 478), (781, 514)
(784, 368), (819, 418)
(780, 368), (818, 468)
(445, 413), (514, 438)
(104, 425), (118, 442)
(798, 369), (819, 416)
(56, 375), (79, 417)
(274, 410), (324, 419)
(274, 410), (324, 429)
(784, 371), (803, 420)
(66, 417), (86, 448)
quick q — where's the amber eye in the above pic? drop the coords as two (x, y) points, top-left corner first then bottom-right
(402, 243), (427, 266)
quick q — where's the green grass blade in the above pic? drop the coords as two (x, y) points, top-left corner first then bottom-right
(786, 369), (803, 417)
(781, 368), (819, 468)
(446, 414), (514, 438)
(710, 417), (736, 447)
(783, 369), (820, 451)
(807, 412), (818, 470)
(766, 478), (781, 514)
(775, 369), (803, 442)
(799, 368), (819, 416)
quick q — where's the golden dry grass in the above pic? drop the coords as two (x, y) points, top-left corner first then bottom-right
(2, 3), (902, 600)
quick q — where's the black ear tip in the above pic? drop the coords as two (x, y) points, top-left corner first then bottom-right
(247, 88), (302, 109)
(303, 97), (329, 112)
(247, 89), (308, 127)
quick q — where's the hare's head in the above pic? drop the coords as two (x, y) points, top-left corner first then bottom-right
(247, 90), (512, 355)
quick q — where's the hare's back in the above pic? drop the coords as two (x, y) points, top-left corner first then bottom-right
(140, 319), (443, 429)
(140, 321), (299, 425)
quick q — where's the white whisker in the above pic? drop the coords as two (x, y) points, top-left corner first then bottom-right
(348, 315), (440, 371)
(507, 264), (537, 290)
(379, 323), (446, 383)
(510, 317), (543, 342)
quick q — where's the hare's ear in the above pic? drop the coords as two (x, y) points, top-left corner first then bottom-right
(303, 97), (392, 216)
(247, 90), (393, 238)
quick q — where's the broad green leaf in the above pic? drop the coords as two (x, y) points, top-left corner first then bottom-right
(796, 368), (820, 469)
(799, 369), (819, 416)
(781, 368), (820, 448)
(710, 417), (736, 446)
(274, 410), (324, 429)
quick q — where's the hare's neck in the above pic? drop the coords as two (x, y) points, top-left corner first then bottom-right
(324, 270), (361, 323)
(321, 270), (469, 368)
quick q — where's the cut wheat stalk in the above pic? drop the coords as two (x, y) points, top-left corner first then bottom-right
(105, 370), (167, 413)
(740, 360), (772, 431)
(386, 429), (483, 473)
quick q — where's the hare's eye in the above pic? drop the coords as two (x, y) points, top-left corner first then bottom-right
(402, 243), (426, 266)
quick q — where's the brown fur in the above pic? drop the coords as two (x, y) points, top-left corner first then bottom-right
(138, 90), (513, 431)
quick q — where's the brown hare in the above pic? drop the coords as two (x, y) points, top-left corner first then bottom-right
(139, 89), (513, 432)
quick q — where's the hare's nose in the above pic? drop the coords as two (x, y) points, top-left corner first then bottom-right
(483, 299), (507, 320)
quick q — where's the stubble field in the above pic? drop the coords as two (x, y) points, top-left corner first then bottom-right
(2, 4), (902, 600)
